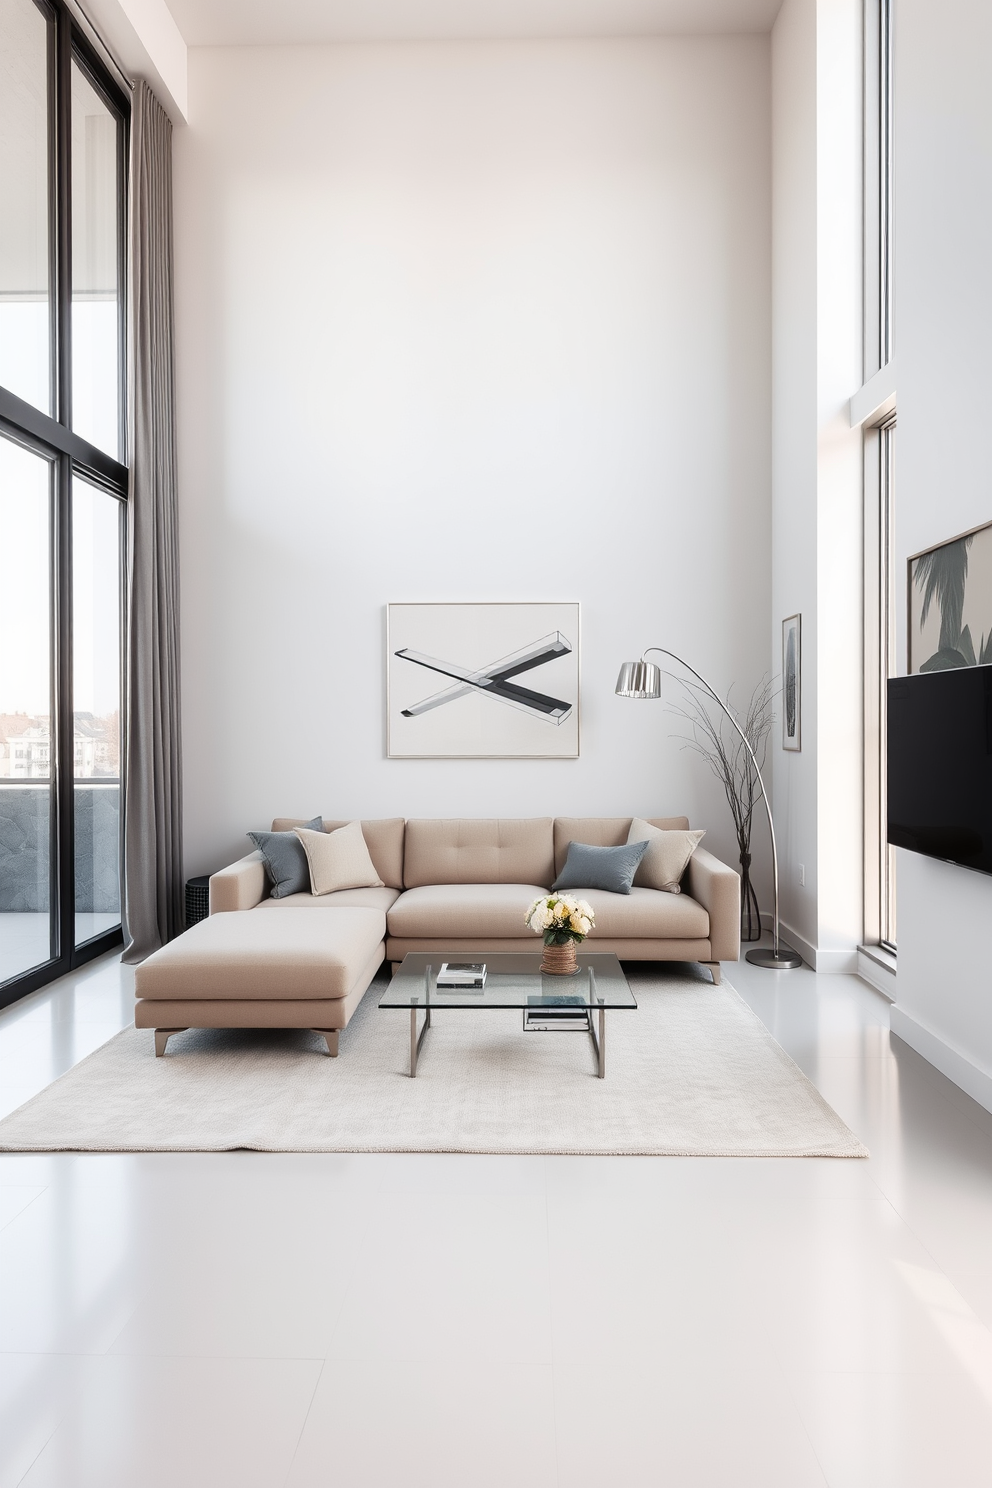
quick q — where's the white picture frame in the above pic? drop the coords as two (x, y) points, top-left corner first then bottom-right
(782, 613), (801, 751)
(387, 602), (580, 758)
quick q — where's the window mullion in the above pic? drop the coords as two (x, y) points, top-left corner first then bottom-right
(879, 0), (894, 366)
(116, 85), (130, 465)
(54, 4), (73, 430)
(53, 451), (75, 963)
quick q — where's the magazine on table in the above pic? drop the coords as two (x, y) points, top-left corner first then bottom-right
(436, 962), (487, 990)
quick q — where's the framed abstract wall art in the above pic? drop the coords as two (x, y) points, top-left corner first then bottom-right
(387, 602), (580, 758)
(782, 613), (801, 751)
(909, 519), (992, 673)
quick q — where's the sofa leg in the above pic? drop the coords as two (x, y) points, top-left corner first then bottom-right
(154, 1028), (186, 1057)
(316, 1030), (339, 1057)
(702, 962), (722, 986)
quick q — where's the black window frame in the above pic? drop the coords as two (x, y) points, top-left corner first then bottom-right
(864, 0), (894, 381)
(0, 0), (130, 1009)
(862, 0), (897, 956)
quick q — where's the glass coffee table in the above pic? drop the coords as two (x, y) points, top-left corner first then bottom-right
(378, 952), (637, 1078)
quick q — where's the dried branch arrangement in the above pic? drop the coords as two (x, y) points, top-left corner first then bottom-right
(667, 675), (774, 942)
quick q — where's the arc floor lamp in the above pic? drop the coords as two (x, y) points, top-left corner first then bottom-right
(616, 649), (802, 970)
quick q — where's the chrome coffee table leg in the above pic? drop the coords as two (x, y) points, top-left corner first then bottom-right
(587, 1005), (606, 1078)
(410, 1005), (431, 1077)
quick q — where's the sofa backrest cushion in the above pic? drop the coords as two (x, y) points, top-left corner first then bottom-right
(271, 818), (405, 890)
(404, 818), (555, 888)
(553, 817), (690, 878)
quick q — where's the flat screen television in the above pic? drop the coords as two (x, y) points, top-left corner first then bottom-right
(887, 665), (992, 874)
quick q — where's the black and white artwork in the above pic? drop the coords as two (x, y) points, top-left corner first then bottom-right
(387, 602), (579, 758)
(782, 613), (801, 751)
(909, 520), (992, 673)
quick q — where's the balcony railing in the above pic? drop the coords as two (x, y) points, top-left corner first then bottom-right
(0, 779), (120, 912)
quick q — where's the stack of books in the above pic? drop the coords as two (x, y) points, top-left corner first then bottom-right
(524, 996), (590, 1032)
(435, 962), (487, 991)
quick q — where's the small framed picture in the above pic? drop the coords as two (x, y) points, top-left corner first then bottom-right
(782, 614), (801, 751)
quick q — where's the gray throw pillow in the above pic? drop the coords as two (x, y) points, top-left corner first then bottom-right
(552, 839), (649, 895)
(248, 816), (323, 898)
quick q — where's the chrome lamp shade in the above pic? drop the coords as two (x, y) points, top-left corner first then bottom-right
(615, 660), (662, 699)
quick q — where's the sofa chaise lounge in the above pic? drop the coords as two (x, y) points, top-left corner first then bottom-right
(134, 816), (740, 1054)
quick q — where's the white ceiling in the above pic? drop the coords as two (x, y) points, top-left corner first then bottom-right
(164, 0), (784, 48)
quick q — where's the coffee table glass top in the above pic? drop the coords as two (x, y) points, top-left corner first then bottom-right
(379, 953), (636, 1010)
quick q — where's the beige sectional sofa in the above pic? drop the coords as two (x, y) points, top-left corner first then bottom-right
(134, 816), (740, 1054)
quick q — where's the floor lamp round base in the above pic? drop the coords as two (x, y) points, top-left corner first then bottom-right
(745, 946), (804, 970)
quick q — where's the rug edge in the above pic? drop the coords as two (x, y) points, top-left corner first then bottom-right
(0, 1140), (870, 1157)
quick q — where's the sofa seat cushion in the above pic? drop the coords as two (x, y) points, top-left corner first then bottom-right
(564, 887), (709, 939)
(387, 883), (551, 939)
(134, 907), (386, 1002)
(255, 886), (400, 912)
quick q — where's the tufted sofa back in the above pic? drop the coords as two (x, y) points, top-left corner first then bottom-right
(403, 818), (555, 888)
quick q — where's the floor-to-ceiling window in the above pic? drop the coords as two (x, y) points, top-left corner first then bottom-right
(866, 414), (897, 950)
(0, 0), (129, 1006)
(862, 0), (896, 953)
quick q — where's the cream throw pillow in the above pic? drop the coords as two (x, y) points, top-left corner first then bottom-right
(627, 818), (705, 894)
(294, 821), (385, 895)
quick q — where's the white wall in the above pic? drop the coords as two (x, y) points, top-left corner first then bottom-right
(173, 38), (772, 879)
(888, 0), (992, 1109)
(770, 0), (862, 971)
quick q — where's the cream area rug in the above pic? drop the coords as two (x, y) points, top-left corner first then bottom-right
(0, 970), (868, 1157)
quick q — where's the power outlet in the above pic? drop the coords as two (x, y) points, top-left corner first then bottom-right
(798, 864), (805, 887)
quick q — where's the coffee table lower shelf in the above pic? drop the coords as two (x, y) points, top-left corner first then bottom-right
(379, 953), (636, 1080)
(406, 1001), (608, 1077)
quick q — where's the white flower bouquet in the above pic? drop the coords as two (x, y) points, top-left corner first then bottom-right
(525, 893), (596, 947)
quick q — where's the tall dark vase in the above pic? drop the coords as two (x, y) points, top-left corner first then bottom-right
(739, 848), (762, 941)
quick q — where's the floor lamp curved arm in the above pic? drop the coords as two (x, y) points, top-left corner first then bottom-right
(616, 648), (801, 971)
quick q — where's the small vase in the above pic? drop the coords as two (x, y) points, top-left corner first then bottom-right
(540, 939), (580, 975)
(739, 849), (762, 942)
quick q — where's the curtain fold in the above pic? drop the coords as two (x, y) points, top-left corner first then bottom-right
(122, 80), (183, 963)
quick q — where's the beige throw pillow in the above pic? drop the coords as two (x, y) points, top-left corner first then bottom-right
(627, 818), (705, 894)
(294, 821), (385, 895)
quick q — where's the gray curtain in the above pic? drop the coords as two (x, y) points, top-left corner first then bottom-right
(122, 80), (183, 963)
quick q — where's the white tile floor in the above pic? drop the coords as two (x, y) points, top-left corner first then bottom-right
(2, 947), (992, 1486)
